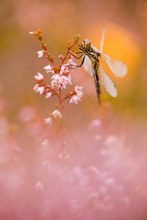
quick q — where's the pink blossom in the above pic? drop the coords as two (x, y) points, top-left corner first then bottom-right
(69, 95), (81, 104)
(70, 85), (83, 104)
(44, 117), (52, 126)
(37, 50), (45, 58)
(44, 65), (54, 74)
(74, 85), (83, 98)
(68, 56), (76, 68)
(33, 84), (39, 92)
(52, 110), (62, 119)
(59, 57), (76, 75)
(45, 92), (52, 99)
(51, 74), (72, 90)
(33, 84), (44, 95)
(60, 64), (70, 75)
(37, 86), (44, 95)
(34, 72), (44, 81)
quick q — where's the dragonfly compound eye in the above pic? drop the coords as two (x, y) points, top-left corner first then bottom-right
(81, 39), (91, 50)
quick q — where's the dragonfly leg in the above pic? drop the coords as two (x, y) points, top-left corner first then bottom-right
(76, 56), (85, 67)
(75, 53), (84, 59)
(69, 51), (83, 59)
(75, 51), (83, 55)
(68, 53), (85, 68)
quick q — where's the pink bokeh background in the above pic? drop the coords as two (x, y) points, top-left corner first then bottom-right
(0, 0), (147, 219)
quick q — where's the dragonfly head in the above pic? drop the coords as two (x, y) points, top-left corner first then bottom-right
(79, 39), (91, 51)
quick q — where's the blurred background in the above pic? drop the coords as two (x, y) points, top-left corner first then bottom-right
(0, 0), (147, 122)
(0, 1), (147, 219)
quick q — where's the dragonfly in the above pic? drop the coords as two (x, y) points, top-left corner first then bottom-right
(76, 28), (128, 104)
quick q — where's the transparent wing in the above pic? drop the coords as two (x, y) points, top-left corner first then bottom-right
(99, 27), (106, 53)
(91, 45), (99, 53)
(101, 53), (127, 77)
(83, 55), (93, 76)
(99, 64), (117, 97)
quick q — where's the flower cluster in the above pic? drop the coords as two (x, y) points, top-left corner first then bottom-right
(30, 29), (83, 126)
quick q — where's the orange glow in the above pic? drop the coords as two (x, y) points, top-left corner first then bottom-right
(87, 23), (142, 76)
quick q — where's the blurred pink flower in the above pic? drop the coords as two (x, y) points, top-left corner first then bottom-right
(33, 84), (44, 94)
(34, 181), (44, 191)
(75, 85), (83, 97)
(70, 85), (83, 104)
(44, 117), (52, 126)
(45, 92), (52, 99)
(34, 72), (44, 81)
(70, 95), (81, 104)
(68, 56), (76, 68)
(44, 64), (54, 74)
(88, 119), (101, 130)
(18, 106), (36, 122)
(52, 110), (62, 119)
(37, 50), (45, 58)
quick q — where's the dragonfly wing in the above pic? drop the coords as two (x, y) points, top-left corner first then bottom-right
(83, 55), (93, 76)
(99, 27), (106, 53)
(101, 53), (127, 77)
(99, 64), (117, 97)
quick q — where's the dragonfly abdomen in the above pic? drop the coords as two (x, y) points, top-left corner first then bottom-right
(92, 63), (101, 104)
